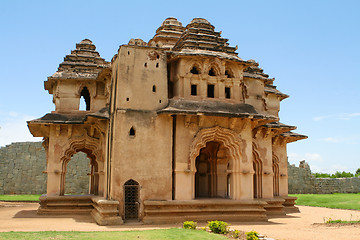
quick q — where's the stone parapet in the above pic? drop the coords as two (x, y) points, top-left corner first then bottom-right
(288, 161), (360, 194)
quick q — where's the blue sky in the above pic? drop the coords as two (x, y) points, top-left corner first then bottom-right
(0, 0), (359, 174)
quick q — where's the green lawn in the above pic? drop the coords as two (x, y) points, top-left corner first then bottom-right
(0, 194), (41, 202)
(290, 193), (360, 210)
(0, 229), (228, 240)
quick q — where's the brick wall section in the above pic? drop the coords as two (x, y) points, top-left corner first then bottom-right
(288, 162), (360, 194)
(0, 142), (89, 194)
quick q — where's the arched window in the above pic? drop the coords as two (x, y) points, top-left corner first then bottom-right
(80, 87), (90, 111)
(208, 67), (216, 76)
(190, 66), (200, 74)
(129, 127), (136, 136)
(152, 85), (156, 92)
(225, 69), (234, 78)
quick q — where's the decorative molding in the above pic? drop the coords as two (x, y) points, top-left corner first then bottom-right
(188, 126), (244, 172)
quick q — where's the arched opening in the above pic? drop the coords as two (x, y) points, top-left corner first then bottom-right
(272, 157), (280, 196)
(190, 65), (200, 74)
(129, 127), (136, 136)
(61, 150), (99, 196)
(124, 179), (140, 221)
(80, 87), (91, 111)
(208, 67), (217, 76)
(253, 151), (263, 199)
(152, 85), (156, 92)
(195, 141), (230, 198)
(225, 69), (234, 78)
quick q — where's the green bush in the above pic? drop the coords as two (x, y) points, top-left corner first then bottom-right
(313, 171), (355, 178)
(232, 229), (243, 238)
(207, 221), (229, 234)
(246, 231), (259, 240)
(183, 221), (197, 230)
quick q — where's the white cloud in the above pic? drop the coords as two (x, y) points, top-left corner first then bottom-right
(304, 153), (324, 162)
(321, 137), (344, 143)
(329, 164), (350, 173)
(0, 112), (42, 147)
(320, 135), (360, 144)
(288, 152), (324, 170)
(313, 113), (360, 121)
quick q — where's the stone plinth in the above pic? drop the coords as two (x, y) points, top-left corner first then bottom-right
(91, 197), (123, 225)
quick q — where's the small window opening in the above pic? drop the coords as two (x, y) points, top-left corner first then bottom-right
(156, 54), (159, 59)
(225, 87), (231, 99)
(126, 98), (129, 101)
(129, 127), (136, 136)
(128, 51), (130, 55)
(144, 63), (147, 67)
(191, 84), (197, 96)
(207, 84), (215, 98)
(156, 63), (159, 68)
(159, 100), (162, 103)
(190, 66), (199, 74)
(209, 68), (216, 76)
(80, 87), (90, 111)
(152, 85), (156, 92)
(225, 70), (233, 78)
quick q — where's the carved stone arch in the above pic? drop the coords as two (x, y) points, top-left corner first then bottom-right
(252, 142), (263, 198)
(272, 154), (280, 196)
(97, 68), (112, 97)
(204, 58), (223, 76)
(225, 63), (237, 78)
(186, 59), (203, 75)
(59, 136), (102, 195)
(189, 126), (244, 173)
(76, 82), (96, 98)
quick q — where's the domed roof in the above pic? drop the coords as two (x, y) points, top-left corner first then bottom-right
(189, 18), (211, 25)
(161, 17), (183, 27)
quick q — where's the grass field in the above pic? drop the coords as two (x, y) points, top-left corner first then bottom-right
(0, 194), (41, 201)
(0, 229), (227, 240)
(290, 193), (360, 210)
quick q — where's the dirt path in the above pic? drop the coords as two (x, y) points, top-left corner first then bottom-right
(1, 202), (359, 240)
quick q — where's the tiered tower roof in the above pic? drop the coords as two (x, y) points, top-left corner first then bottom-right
(173, 18), (237, 54)
(49, 39), (110, 80)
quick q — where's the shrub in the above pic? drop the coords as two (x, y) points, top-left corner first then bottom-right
(232, 229), (245, 239)
(183, 221), (197, 230)
(207, 220), (229, 234)
(246, 230), (259, 240)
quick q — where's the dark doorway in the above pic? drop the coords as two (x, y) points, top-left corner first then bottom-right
(195, 141), (230, 198)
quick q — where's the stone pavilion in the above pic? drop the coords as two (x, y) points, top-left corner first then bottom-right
(28, 17), (307, 225)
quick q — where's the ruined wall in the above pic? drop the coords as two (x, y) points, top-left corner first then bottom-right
(0, 142), (89, 194)
(288, 161), (360, 194)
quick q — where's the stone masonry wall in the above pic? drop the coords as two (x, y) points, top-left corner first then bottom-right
(288, 161), (360, 194)
(0, 142), (89, 194)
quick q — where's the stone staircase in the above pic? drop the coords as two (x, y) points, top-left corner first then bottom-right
(143, 199), (268, 224)
(38, 195), (93, 214)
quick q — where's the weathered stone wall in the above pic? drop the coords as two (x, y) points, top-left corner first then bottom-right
(0, 142), (89, 194)
(288, 161), (360, 194)
(288, 162), (315, 194)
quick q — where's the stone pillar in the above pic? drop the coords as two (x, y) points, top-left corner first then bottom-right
(233, 79), (240, 101)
